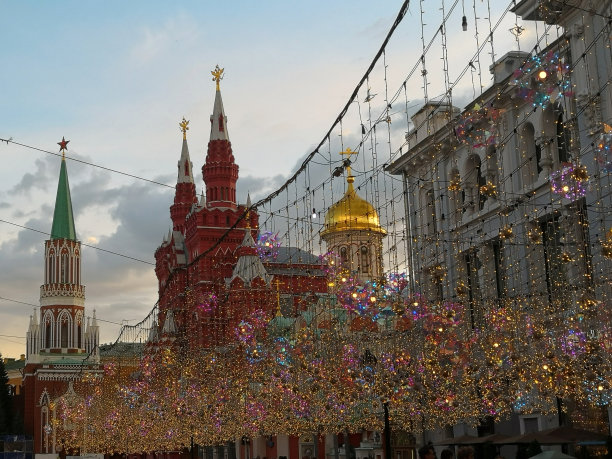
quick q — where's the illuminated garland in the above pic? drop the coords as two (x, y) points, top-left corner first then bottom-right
(54, 265), (611, 453)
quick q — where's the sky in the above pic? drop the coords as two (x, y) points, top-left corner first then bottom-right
(0, 1), (545, 357)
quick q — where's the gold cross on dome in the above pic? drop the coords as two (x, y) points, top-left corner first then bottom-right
(339, 147), (357, 181)
(211, 65), (224, 90)
(340, 147), (357, 159)
(179, 117), (190, 140)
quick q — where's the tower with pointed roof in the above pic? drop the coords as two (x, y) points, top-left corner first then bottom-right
(321, 148), (386, 283)
(23, 140), (101, 454)
(153, 67), (328, 354)
(202, 65), (239, 209)
(170, 118), (198, 233)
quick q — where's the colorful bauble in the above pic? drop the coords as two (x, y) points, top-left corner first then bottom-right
(513, 50), (572, 108)
(455, 103), (501, 147)
(595, 124), (612, 173)
(256, 231), (281, 260)
(550, 162), (589, 199)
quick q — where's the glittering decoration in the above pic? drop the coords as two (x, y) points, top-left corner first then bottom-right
(595, 124), (612, 173)
(499, 225), (513, 240)
(550, 162), (589, 199)
(256, 231), (281, 260)
(54, 248), (612, 453)
(512, 50), (572, 108)
(454, 103), (501, 147)
(603, 228), (612, 259)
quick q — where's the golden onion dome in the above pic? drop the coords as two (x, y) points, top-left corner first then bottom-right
(322, 176), (386, 237)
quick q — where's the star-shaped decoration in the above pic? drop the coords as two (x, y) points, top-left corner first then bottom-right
(58, 136), (70, 152)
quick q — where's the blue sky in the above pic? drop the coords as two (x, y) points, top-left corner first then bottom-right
(0, 1), (542, 357)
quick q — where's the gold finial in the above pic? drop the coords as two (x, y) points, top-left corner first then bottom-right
(179, 117), (190, 140)
(340, 147), (357, 184)
(211, 65), (224, 91)
(274, 278), (282, 317)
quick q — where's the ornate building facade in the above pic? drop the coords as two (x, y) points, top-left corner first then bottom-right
(388, 0), (612, 445)
(23, 142), (101, 454)
(149, 68), (331, 459)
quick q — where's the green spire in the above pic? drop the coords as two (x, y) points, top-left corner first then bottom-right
(50, 158), (77, 241)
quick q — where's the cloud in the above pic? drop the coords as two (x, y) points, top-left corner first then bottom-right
(129, 13), (200, 66)
(8, 156), (57, 195)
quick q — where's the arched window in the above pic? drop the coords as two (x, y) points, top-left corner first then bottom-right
(426, 188), (437, 232)
(48, 250), (55, 283)
(476, 161), (487, 210)
(340, 246), (348, 268)
(221, 187), (225, 201)
(60, 251), (69, 283)
(45, 321), (51, 348)
(184, 160), (190, 177)
(448, 169), (462, 225)
(77, 323), (82, 349)
(360, 246), (370, 273)
(218, 114), (224, 132)
(60, 318), (68, 348)
(520, 123), (539, 186)
(76, 257), (80, 285)
(556, 113), (569, 163)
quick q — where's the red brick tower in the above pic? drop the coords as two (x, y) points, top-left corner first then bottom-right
(23, 138), (101, 454)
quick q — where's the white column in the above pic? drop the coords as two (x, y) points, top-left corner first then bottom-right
(277, 434), (290, 459)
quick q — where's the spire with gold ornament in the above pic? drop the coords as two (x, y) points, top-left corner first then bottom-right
(27, 137), (94, 362)
(170, 117), (198, 233)
(321, 148), (386, 282)
(203, 65), (239, 209)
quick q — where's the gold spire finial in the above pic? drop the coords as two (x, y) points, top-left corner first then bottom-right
(211, 65), (224, 91)
(179, 117), (190, 140)
(340, 147), (357, 184)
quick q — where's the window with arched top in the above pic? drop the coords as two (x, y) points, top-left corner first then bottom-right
(60, 319), (68, 348)
(556, 112), (569, 163)
(45, 321), (51, 348)
(218, 114), (224, 132)
(60, 251), (69, 283)
(448, 169), (462, 225)
(360, 246), (370, 273)
(520, 123), (540, 186)
(184, 160), (190, 177)
(426, 188), (437, 233)
(48, 250), (55, 283)
(340, 246), (349, 267)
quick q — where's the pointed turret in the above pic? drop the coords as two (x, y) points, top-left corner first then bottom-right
(171, 118), (198, 233)
(161, 310), (177, 336)
(147, 320), (159, 343)
(33, 138), (96, 363)
(203, 65), (239, 209)
(227, 211), (270, 287)
(210, 76), (229, 142)
(26, 312), (40, 359)
(50, 149), (76, 241)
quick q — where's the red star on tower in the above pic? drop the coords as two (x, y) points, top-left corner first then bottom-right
(57, 136), (69, 152)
